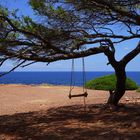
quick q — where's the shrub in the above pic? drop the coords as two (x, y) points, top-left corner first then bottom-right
(85, 74), (138, 91)
(137, 87), (140, 92)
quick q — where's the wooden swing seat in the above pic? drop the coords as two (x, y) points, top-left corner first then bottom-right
(69, 91), (88, 99)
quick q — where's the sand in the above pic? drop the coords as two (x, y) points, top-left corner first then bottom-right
(0, 84), (108, 115)
(0, 84), (140, 140)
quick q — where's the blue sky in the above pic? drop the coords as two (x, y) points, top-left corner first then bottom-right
(0, 0), (140, 72)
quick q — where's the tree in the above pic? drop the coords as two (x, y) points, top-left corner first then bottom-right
(0, 0), (140, 106)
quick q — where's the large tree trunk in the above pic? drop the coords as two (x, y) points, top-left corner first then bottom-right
(107, 66), (126, 106)
(105, 41), (140, 106)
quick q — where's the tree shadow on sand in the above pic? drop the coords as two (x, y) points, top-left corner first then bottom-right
(0, 104), (140, 140)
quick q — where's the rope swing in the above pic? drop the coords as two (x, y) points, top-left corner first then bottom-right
(69, 57), (88, 111)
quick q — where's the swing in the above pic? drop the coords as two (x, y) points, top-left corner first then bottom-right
(68, 57), (88, 99)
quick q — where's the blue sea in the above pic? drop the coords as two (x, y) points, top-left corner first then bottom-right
(0, 72), (140, 86)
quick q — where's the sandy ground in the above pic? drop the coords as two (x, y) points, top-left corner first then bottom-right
(0, 84), (140, 116)
(0, 84), (140, 140)
(0, 84), (110, 116)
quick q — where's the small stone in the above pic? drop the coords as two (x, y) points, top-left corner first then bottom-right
(137, 99), (140, 102)
(131, 122), (137, 128)
(125, 97), (130, 101)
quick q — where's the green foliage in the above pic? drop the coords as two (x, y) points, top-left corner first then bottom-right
(85, 74), (138, 91)
(0, 0), (139, 70)
(21, 16), (35, 32)
(137, 87), (140, 92)
(29, 0), (46, 10)
(0, 6), (8, 16)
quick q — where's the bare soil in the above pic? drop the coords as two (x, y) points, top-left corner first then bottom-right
(0, 84), (140, 140)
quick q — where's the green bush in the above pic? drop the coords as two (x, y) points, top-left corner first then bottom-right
(85, 74), (138, 91)
(137, 87), (140, 92)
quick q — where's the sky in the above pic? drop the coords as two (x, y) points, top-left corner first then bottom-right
(0, 0), (140, 72)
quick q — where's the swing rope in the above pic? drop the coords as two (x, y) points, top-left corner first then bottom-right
(69, 59), (75, 97)
(82, 57), (87, 93)
(69, 57), (88, 111)
(82, 57), (87, 112)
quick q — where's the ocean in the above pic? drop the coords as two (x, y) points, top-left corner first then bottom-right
(0, 72), (140, 86)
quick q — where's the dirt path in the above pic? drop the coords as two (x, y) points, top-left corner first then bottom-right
(0, 84), (107, 115)
(0, 84), (140, 115)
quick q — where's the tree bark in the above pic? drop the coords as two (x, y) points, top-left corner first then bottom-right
(106, 41), (140, 106)
(107, 65), (126, 106)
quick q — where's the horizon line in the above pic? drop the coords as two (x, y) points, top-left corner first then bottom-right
(0, 71), (140, 72)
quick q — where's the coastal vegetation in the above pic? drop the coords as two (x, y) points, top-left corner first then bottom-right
(137, 87), (140, 92)
(85, 74), (138, 91)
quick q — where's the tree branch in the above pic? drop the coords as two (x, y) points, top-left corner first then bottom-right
(0, 46), (104, 63)
(121, 41), (140, 65)
(21, 61), (37, 68)
(0, 16), (69, 54)
(93, 0), (140, 25)
(0, 60), (26, 77)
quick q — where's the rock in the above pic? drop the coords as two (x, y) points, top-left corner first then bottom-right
(125, 97), (130, 101)
(136, 99), (140, 102)
(131, 122), (137, 128)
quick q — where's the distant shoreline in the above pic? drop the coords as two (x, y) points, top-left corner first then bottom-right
(1, 71), (140, 72)
(0, 84), (138, 91)
(0, 71), (140, 86)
